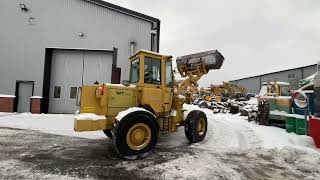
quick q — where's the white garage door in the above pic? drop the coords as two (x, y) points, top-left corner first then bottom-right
(49, 49), (113, 114)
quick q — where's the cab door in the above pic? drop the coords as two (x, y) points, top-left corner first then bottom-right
(141, 56), (163, 114)
(162, 60), (173, 113)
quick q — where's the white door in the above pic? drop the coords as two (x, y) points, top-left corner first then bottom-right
(17, 82), (33, 112)
(49, 50), (113, 114)
(49, 50), (83, 114)
(83, 51), (113, 85)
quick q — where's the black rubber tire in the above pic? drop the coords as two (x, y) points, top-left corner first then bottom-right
(185, 110), (208, 143)
(113, 111), (158, 159)
(103, 129), (113, 139)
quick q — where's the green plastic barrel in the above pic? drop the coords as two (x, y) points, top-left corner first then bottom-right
(286, 115), (296, 133)
(295, 115), (307, 135)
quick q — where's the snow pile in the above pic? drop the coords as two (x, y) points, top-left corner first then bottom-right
(143, 104), (320, 179)
(0, 112), (16, 116)
(246, 97), (258, 105)
(115, 107), (154, 120)
(75, 113), (106, 120)
(184, 104), (317, 151)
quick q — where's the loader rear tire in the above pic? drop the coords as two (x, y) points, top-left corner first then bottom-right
(185, 110), (208, 143)
(113, 111), (158, 159)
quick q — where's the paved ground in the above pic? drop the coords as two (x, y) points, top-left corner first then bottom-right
(0, 127), (319, 180)
(0, 127), (194, 180)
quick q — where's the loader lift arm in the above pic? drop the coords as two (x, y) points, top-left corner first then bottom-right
(177, 64), (207, 94)
(175, 50), (224, 96)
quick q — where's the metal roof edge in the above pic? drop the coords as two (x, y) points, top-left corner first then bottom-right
(230, 63), (317, 82)
(84, 0), (160, 23)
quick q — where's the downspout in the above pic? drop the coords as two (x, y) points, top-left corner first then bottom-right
(156, 21), (160, 53)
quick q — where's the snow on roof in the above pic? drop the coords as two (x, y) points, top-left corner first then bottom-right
(298, 82), (314, 91)
(305, 74), (315, 81)
(131, 49), (172, 58)
(0, 94), (15, 98)
(277, 96), (292, 99)
(262, 82), (290, 86)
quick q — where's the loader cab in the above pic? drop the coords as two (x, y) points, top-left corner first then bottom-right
(129, 50), (173, 115)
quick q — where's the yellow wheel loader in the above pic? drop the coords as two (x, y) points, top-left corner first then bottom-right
(74, 49), (224, 159)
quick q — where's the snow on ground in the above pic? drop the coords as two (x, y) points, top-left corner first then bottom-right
(0, 113), (106, 139)
(183, 104), (317, 151)
(1, 105), (320, 179)
(147, 104), (320, 179)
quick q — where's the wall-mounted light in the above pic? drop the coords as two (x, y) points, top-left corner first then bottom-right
(78, 32), (85, 37)
(150, 29), (157, 35)
(19, 4), (28, 11)
(28, 17), (35, 25)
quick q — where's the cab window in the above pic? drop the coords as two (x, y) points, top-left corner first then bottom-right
(144, 57), (161, 85)
(165, 61), (173, 87)
(130, 58), (140, 83)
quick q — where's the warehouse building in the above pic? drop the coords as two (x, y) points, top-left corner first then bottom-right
(0, 0), (160, 113)
(230, 64), (317, 94)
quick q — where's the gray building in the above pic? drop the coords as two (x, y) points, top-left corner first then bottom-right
(0, 0), (160, 113)
(230, 64), (317, 94)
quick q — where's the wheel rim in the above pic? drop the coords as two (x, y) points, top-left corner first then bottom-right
(126, 123), (151, 150)
(197, 118), (206, 136)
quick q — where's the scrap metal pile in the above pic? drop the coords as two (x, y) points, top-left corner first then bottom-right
(192, 96), (259, 115)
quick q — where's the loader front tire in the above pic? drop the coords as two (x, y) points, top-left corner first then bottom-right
(185, 110), (207, 143)
(103, 129), (113, 139)
(113, 111), (158, 159)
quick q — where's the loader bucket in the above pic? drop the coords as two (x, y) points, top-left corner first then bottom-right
(176, 50), (224, 76)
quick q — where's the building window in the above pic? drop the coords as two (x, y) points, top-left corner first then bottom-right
(54, 86), (61, 98)
(70, 87), (78, 99)
(288, 73), (295, 79)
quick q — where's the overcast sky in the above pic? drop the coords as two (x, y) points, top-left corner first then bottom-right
(107, 0), (320, 86)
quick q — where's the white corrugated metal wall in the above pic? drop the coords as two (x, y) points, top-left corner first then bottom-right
(0, 0), (157, 96)
(231, 64), (317, 94)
